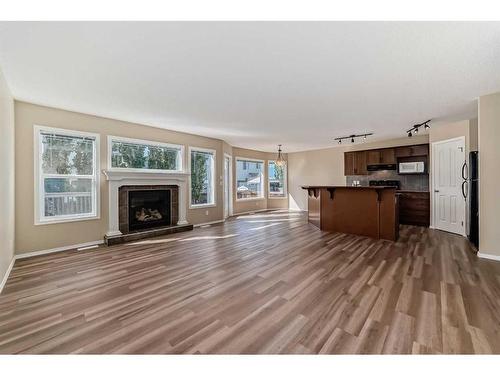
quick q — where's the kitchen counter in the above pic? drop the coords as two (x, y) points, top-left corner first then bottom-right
(302, 185), (399, 241)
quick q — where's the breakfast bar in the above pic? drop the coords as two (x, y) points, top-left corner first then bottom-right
(302, 186), (399, 241)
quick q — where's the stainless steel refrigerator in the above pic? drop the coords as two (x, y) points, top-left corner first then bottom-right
(462, 151), (479, 248)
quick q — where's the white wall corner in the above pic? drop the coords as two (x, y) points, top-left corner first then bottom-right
(477, 252), (500, 262)
(0, 256), (16, 295)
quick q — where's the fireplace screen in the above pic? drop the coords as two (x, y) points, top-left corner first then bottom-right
(128, 190), (171, 231)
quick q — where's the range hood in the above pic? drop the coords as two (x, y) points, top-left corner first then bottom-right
(367, 164), (397, 171)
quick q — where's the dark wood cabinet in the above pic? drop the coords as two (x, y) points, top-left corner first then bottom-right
(355, 151), (367, 175)
(380, 148), (396, 164)
(366, 148), (396, 165)
(344, 152), (356, 175)
(395, 144), (429, 158)
(398, 191), (430, 227)
(344, 144), (429, 175)
(344, 151), (368, 176)
(367, 150), (380, 165)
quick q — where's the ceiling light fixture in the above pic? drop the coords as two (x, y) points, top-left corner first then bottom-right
(334, 133), (374, 145)
(406, 119), (431, 137)
(275, 144), (286, 167)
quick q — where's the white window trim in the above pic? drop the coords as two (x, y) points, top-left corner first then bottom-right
(235, 156), (265, 201)
(107, 135), (185, 173)
(188, 146), (217, 209)
(34, 125), (101, 225)
(267, 160), (288, 199)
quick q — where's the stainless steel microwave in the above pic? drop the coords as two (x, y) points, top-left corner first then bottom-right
(398, 161), (425, 174)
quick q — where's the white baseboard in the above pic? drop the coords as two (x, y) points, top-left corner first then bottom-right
(193, 219), (225, 228)
(15, 240), (104, 260)
(477, 252), (500, 262)
(0, 256), (16, 295)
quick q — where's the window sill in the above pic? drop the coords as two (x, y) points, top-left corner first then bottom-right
(106, 168), (185, 174)
(236, 197), (266, 202)
(189, 203), (217, 209)
(35, 214), (100, 226)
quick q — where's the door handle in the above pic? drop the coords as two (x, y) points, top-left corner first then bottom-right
(461, 162), (468, 180)
(434, 189), (440, 193)
(462, 180), (468, 199)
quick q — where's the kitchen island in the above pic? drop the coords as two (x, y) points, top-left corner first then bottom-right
(301, 186), (399, 241)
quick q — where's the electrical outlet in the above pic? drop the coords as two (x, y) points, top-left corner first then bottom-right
(205, 210), (209, 216)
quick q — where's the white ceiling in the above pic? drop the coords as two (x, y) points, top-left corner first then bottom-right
(0, 22), (499, 152)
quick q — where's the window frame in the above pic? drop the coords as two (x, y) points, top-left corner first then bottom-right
(235, 157), (265, 201)
(188, 146), (217, 209)
(107, 135), (185, 173)
(267, 160), (288, 199)
(34, 125), (101, 225)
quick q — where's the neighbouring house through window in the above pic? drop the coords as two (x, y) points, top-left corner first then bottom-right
(268, 160), (287, 198)
(236, 158), (264, 200)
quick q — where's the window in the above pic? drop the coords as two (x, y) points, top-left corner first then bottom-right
(190, 147), (216, 207)
(236, 158), (264, 200)
(268, 161), (287, 198)
(35, 126), (99, 224)
(109, 136), (183, 172)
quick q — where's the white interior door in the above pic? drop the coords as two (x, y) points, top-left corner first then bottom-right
(432, 137), (466, 235)
(223, 155), (231, 219)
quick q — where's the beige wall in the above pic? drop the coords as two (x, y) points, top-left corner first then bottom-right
(0, 68), (15, 285)
(287, 135), (429, 211)
(14, 102), (290, 254)
(429, 119), (477, 153)
(478, 92), (500, 258)
(15, 101), (226, 254)
(232, 147), (288, 214)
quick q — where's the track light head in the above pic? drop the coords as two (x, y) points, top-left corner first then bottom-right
(351, 137), (355, 143)
(338, 139), (342, 144)
(408, 131), (412, 137)
(424, 123), (430, 129)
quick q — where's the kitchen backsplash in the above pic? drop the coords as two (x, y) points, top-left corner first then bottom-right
(346, 170), (429, 191)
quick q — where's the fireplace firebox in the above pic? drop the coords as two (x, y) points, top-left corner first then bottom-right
(118, 185), (179, 235)
(128, 190), (171, 231)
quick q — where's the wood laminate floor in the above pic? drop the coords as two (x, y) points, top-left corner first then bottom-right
(1, 210), (499, 354)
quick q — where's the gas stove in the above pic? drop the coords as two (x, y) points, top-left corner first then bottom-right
(369, 180), (401, 189)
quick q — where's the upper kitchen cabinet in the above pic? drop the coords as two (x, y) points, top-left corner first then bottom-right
(380, 148), (396, 164)
(395, 144), (429, 158)
(344, 151), (367, 175)
(367, 150), (381, 165)
(366, 148), (395, 165)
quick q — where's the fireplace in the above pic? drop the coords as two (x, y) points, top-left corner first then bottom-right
(128, 189), (171, 231)
(118, 185), (179, 234)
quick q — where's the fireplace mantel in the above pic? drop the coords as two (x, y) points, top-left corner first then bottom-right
(102, 169), (190, 237)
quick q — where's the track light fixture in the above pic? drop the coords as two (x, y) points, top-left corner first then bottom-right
(407, 119), (431, 137)
(334, 133), (374, 145)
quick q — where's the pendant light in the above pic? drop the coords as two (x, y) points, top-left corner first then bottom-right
(275, 144), (286, 167)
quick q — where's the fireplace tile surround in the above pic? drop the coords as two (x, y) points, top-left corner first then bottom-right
(118, 185), (178, 234)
